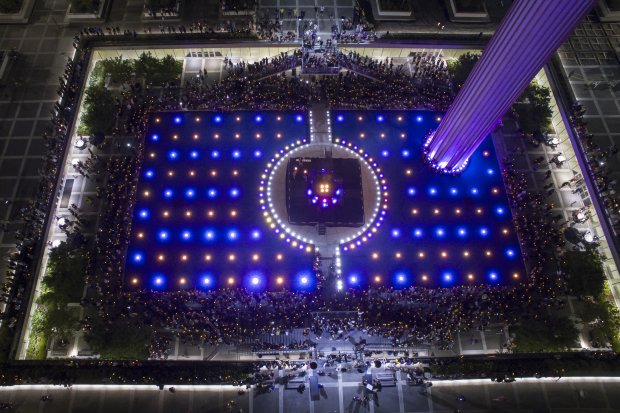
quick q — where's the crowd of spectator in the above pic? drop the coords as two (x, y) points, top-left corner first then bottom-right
(569, 103), (620, 233)
(0, 29), (566, 366)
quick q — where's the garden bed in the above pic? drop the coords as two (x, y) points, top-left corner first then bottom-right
(64, 0), (111, 24)
(142, 0), (182, 21)
(372, 0), (414, 20)
(0, 0), (36, 24)
(445, 0), (490, 23)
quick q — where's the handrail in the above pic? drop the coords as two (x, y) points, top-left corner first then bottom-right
(545, 55), (620, 279)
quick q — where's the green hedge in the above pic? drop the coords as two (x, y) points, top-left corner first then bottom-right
(25, 308), (48, 360)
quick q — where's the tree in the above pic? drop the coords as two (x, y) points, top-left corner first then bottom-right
(514, 83), (553, 134)
(563, 250), (606, 298)
(39, 241), (87, 307)
(447, 52), (480, 90)
(135, 52), (181, 86)
(85, 318), (152, 360)
(78, 84), (117, 136)
(99, 56), (135, 85)
(45, 306), (79, 340)
(512, 313), (579, 353)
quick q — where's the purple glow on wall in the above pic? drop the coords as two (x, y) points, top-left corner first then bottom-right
(426, 0), (597, 174)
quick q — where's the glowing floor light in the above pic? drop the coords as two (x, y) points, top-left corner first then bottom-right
(153, 275), (165, 287)
(151, 134), (159, 142)
(174, 116), (182, 124)
(229, 187), (240, 198)
(416, 115), (423, 122)
(214, 115), (222, 123)
(227, 229), (239, 241)
(204, 229), (216, 241)
(337, 115), (344, 122)
(255, 115), (263, 122)
(158, 230), (169, 241)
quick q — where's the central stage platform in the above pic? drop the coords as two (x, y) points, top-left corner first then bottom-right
(286, 157), (364, 227)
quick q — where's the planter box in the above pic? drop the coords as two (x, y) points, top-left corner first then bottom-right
(142, 0), (182, 21)
(221, 8), (256, 17)
(64, 0), (111, 24)
(446, 0), (490, 23)
(0, 0), (36, 24)
(597, 0), (620, 22)
(370, 0), (414, 21)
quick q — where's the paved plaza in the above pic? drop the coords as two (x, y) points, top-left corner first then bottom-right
(2, 377), (620, 412)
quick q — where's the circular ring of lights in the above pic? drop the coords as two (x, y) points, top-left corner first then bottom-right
(259, 140), (387, 251)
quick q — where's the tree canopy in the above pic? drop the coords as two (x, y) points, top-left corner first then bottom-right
(85, 318), (151, 360)
(39, 241), (88, 307)
(78, 84), (117, 136)
(135, 52), (182, 86)
(563, 250), (607, 298)
(512, 313), (579, 353)
(514, 83), (553, 134)
(447, 52), (480, 90)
